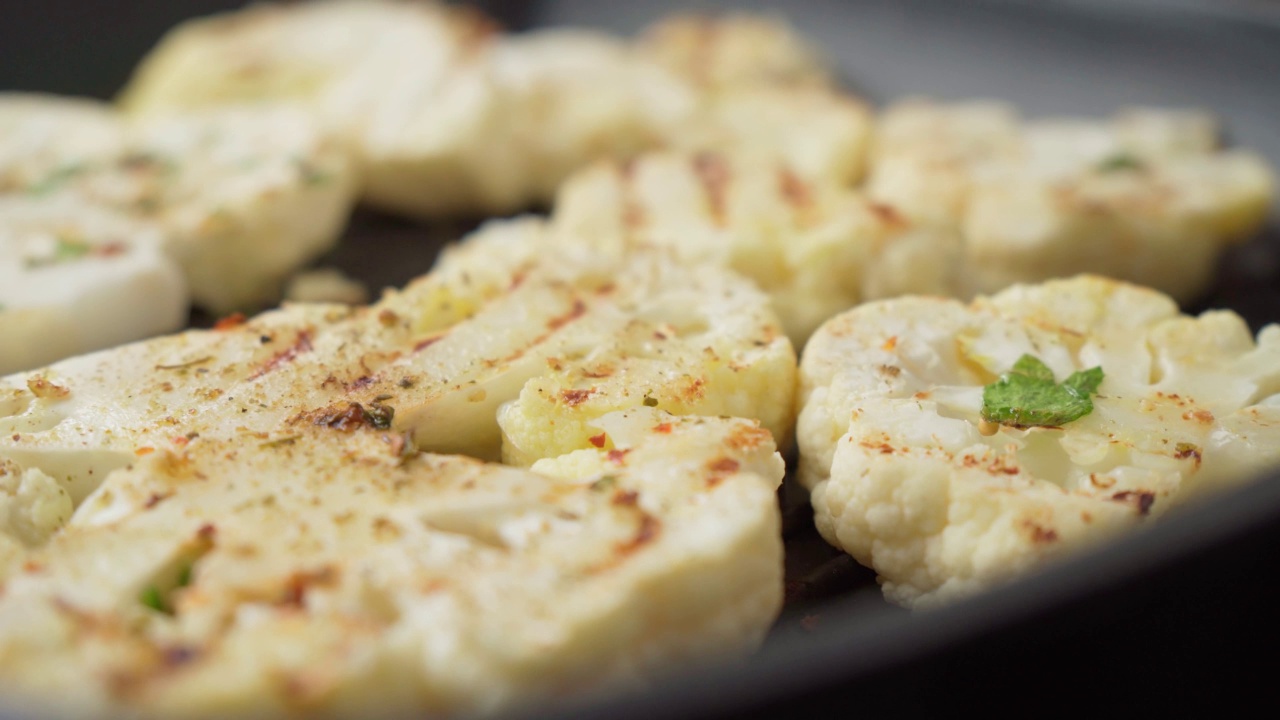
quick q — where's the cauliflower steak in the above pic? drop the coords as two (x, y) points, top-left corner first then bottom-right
(798, 275), (1280, 608)
(867, 99), (1275, 303)
(0, 218), (795, 717)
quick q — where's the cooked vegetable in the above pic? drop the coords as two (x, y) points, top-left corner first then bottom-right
(0, 196), (187, 375)
(0, 211), (796, 716)
(797, 275), (1280, 609)
(0, 410), (783, 717)
(867, 99), (1275, 302)
(117, 0), (867, 218)
(0, 94), (356, 373)
(550, 151), (957, 346)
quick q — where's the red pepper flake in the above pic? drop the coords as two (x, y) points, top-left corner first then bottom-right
(312, 402), (394, 432)
(171, 435), (190, 447)
(882, 336), (898, 352)
(144, 492), (172, 509)
(213, 312), (247, 331)
(248, 331), (313, 380)
(1112, 490), (1157, 516)
(1020, 519), (1059, 544)
(607, 448), (631, 465)
(588, 433), (607, 448)
(1182, 409), (1215, 424)
(561, 388), (594, 407)
(135, 447), (155, 456)
(653, 423), (673, 434)
(93, 242), (128, 258)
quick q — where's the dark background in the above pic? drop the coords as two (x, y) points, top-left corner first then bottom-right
(4, 0), (1280, 716)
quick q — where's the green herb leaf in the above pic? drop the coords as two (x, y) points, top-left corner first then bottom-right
(24, 236), (94, 269)
(981, 354), (1104, 429)
(293, 157), (331, 186)
(26, 163), (85, 195)
(140, 585), (166, 613)
(1096, 153), (1145, 173)
(590, 475), (619, 492)
(642, 394), (659, 407)
(176, 563), (194, 589)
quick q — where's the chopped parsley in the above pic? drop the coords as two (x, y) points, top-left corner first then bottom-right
(24, 236), (93, 269)
(26, 163), (85, 195)
(1096, 153), (1145, 173)
(140, 562), (194, 614)
(981, 354), (1104, 429)
(140, 585), (166, 613)
(293, 157), (331, 186)
(590, 475), (619, 492)
(642, 394), (659, 407)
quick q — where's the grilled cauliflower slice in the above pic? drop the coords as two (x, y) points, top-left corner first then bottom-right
(550, 151), (959, 346)
(118, 0), (868, 217)
(867, 99), (1275, 302)
(0, 93), (125, 193)
(0, 217), (794, 499)
(0, 197), (187, 375)
(797, 275), (1280, 609)
(71, 105), (353, 313)
(1, 93), (355, 315)
(0, 408), (783, 718)
(636, 12), (832, 90)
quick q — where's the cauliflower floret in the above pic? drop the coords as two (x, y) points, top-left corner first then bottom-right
(550, 151), (959, 347)
(0, 459), (72, 549)
(797, 275), (1280, 609)
(867, 99), (1275, 303)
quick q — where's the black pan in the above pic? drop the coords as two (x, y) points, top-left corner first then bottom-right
(2, 0), (1278, 715)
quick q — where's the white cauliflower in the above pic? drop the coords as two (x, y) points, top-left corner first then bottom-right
(117, 0), (866, 218)
(1, 94), (356, 321)
(0, 215), (794, 526)
(797, 275), (1280, 609)
(0, 197), (187, 375)
(0, 211), (796, 716)
(0, 410), (783, 718)
(0, 458), (72, 552)
(636, 12), (834, 90)
(550, 151), (959, 346)
(867, 99), (1275, 302)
